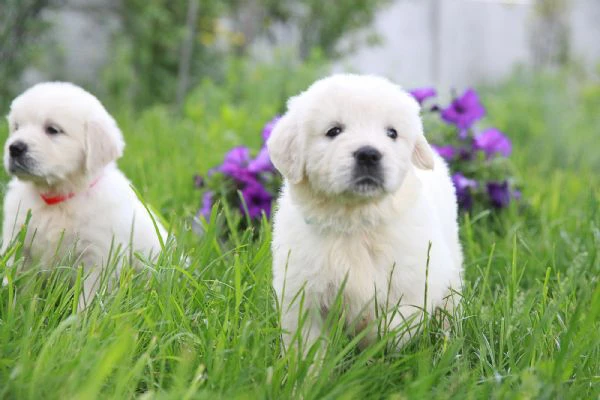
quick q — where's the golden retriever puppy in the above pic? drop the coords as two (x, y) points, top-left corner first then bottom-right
(2, 82), (166, 309)
(268, 74), (462, 354)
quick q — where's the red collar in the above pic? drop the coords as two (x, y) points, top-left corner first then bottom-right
(40, 176), (102, 206)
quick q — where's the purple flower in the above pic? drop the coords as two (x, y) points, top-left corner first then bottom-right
(432, 145), (456, 161)
(200, 191), (214, 218)
(262, 116), (281, 142)
(248, 146), (274, 173)
(487, 181), (511, 208)
(441, 89), (486, 136)
(452, 173), (478, 210)
(473, 128), (512, 158)
(223, 146), (250, 166)
(409, 88), (437, 105)
(240, 180), (272, 219)
(220, 146), (254, 183)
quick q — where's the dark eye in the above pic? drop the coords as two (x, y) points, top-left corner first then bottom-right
(45, 125), (61, 135)
(326, 125), (343, 138)
(386, 127), (398, 140)
(13, 123), (19, 131)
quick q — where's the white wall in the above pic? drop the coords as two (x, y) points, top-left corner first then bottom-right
(338, 0), (600, 89)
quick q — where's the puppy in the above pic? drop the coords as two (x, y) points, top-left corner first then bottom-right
(267, 74), (463, 354)
(1, 82), (167, 309)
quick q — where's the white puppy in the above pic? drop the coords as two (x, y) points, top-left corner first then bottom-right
(268, 74), (463, 353)
(1, 82), (167, 308)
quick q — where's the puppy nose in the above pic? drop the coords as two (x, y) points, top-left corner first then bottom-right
(9, 141), (28, 158)
(353, 146), (382, 166)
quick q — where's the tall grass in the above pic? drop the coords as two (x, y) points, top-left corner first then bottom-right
(0, 66), (598, 399)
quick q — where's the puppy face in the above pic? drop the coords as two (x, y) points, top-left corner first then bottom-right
(4, 82), (124, 187)
(268, 74), (434, 200)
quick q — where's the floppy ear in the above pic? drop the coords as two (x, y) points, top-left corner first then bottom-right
(412, 135), (435, 170)
(266, 111), (305, 184)
(84, 114), (125, 174)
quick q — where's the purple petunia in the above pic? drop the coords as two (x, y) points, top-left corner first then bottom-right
(432, 144), (456, 161)
(220, 146), (254, 183)
(240, 180), (273, 219)
(473, 128), (511, 158)
(200, 191), (214, 218)
(222, 146), (250, 166)
(409, 88), (437, 105)
(248, 147), (274, 173)
(262, 116), (281, 142)
(486, 181), (511, 208)
(452, 173), (478, 211)
(441, 89), (486, 136)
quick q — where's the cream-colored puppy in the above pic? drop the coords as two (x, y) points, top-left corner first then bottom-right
(268, 74), (463, 354)
(1, 82), (166, 309)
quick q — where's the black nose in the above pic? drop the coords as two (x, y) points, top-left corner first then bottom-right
(353, 146), (382, 166)
(9, 141), (28, 158)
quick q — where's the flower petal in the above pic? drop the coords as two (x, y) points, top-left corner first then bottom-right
(240, 180), (273, 219)
(486, 181), (511, 208)
(432, 144), (456, 161)
(200, 191), (214, 218)
(441, 89), (486, 131)
(409, 88), (437, 105)
(248, 147), (274, 173)
(223, 146), (251, 167)
(473, 128), (511, 157)
(452, 173), (478, 211)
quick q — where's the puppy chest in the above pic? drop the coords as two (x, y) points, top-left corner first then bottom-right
(320, 234), (394, 300)
(317, 230), (434, 312)
(25, 209), (81, 260)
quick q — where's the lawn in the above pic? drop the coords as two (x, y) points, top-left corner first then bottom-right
(0, 64), (598, 399)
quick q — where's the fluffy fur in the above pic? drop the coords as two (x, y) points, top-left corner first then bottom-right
(268, 74), (463, 353)
(1, 82), (166, 309)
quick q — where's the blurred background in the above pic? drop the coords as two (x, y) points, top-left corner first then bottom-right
(2, 0), (599, 108)
(1, 0), (599, 216)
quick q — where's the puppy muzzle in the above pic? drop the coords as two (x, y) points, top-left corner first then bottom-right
(351, 146), (384, 193)
(6, 140), (35, 176)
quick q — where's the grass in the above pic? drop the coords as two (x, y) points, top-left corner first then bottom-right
(0, 67), (599, 399)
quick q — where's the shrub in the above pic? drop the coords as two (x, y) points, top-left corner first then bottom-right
(412, 87), (520, 212)
(194, 117), (281, 225)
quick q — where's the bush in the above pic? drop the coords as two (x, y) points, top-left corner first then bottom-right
(412, 87), (520, 212)
(102, 1), (390, 109)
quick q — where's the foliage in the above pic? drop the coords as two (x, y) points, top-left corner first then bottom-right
(0, 0), (64, 110)
(104, 0), (390, 109)
(103, 0), (229, 108)
(0, 67), (598, 398)
(411, 87), (520, 212)
(193, 117), (281, 231)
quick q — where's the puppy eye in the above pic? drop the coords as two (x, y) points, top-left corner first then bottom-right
(45, 125), (62, 135)
(13, 123), (18, 131)
(326, 125), (343, 138)
(386, 127), (398, 140)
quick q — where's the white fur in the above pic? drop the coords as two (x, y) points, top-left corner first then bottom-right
(268, 74), (463, 353)
(1, 82), (167, 309)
